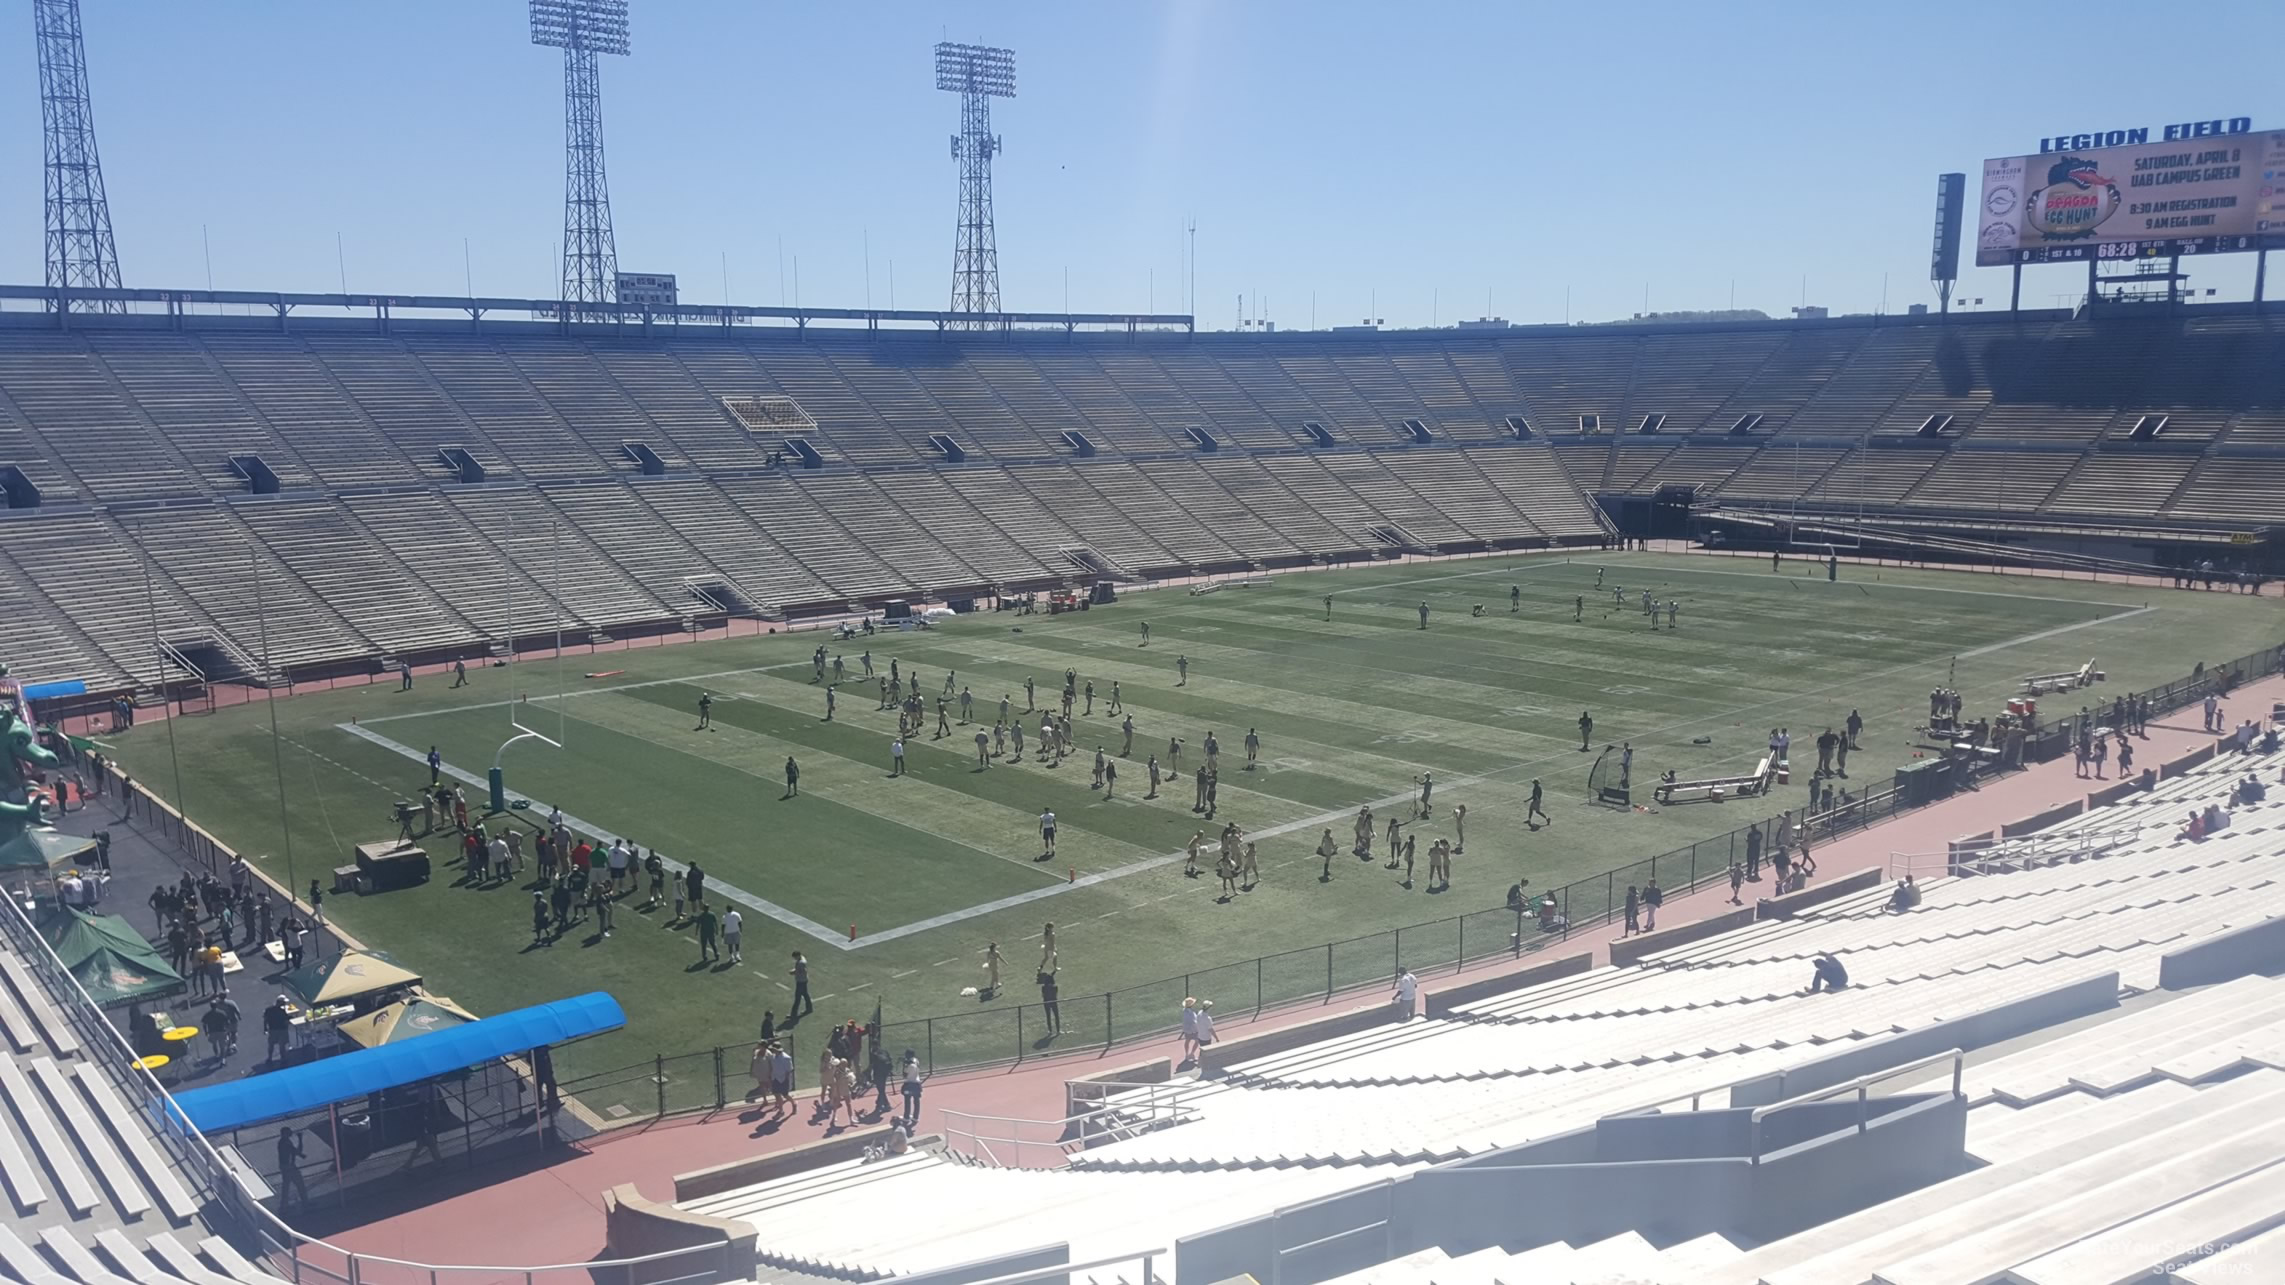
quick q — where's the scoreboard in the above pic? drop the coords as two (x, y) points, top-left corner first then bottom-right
(1976, 130), (2285, 266)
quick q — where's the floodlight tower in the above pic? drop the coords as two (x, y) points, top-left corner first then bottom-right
(34, 0), (124, 313)
(531, 0), (629, 313)
(935, 42), (1015, 325)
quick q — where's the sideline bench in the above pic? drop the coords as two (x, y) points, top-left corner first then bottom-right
(1654, 755), (1775, 805)
(2020, 659), (2101, 696)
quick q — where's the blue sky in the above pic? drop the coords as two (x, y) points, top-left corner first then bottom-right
(2, 1), (2279, 328)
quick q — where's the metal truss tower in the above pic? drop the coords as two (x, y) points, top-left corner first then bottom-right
(531, 0), (629, 312)
(35, 0), (123, 312)
(936, 42), (1015, 325)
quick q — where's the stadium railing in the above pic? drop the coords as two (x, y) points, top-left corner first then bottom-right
(0, 889), (740, 1285)
(83, 643), (2285, 1112)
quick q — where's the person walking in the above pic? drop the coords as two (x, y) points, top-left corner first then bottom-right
(1643, 879), (1663, 931)
(1039, 971), (1062, 1036)
(789, 952), (813, 1017)
(1621, 884), (1640, 937)
(723, 907), (743, 964)
(785, 756), (801, 797)
(1729, 862), (1745, 906)
(276, 1127), (309, 1209)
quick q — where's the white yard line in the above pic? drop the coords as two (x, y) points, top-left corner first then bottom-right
(357, 660), (814, 725)
(336, 600), (2160, 950)
(336, 719), (857, 950)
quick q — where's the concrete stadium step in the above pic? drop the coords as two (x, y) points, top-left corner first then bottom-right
(1968, 1083), (2196, 1164)
(0, 1055), (99, 1219)
(0, 956), (82, 1060)
(141, 1234), (246, 1285)
(1317, 1245), (1452, 1284)
(1715, 1071), (2285, 1285)
(30, 1056), (152, 1224)
(1565, 1229), (1658, 1281)
(39, 1225), (146, 1284)
(1864, 1102), (2285, 1285)
(0, 1224), (73, 1285)
(2175, 1221), (2285, 1285)
(194, 1237), (278, 1285)
(71, 1062), (199, 1226)
(2003, 1162), (2285, 1285)
(685, 1151), (937, 1220)
(1424, 1245), (1510, 1284)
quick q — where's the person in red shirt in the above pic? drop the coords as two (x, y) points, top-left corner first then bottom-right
(572, 841), (593, 873)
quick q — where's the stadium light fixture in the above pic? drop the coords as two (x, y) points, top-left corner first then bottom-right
(934, 42), (1016, 98)
(937, 42), (1015, 325)
(530, 0), (630, 56)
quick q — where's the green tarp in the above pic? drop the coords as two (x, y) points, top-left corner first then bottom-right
(37, 907), (183, 1007)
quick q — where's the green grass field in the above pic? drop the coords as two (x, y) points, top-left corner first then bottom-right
(98, 552), (2278, 1107)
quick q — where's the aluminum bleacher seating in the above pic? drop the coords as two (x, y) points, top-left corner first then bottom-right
(1148, 350), (1290, 449)
(229, 498), (474, 656)
(0, 338), (195, 502)
(998, 462), (1177, 575)
(339, 491), (571, 641)
(125, 506), (366, 673)
(1901, 448), (2080, 512)
(866, 470), (1057, 586)
(200, 337), (423, 490)
(629, 479), (837, 612)
(584, 346), (763, 470)
(90, 337), (310, 493)
(284, 338), (491, 482)
(408, 342), (607, 479)
(1209, 352), (1332, 443)
(0, 550), (128, 689)
(440, 488), (667, 629)
(1132, 458), (1306, 563)
(1279, 352), (1389, 441)
(1465, 444), (1610, 539)
(1387, 348), (1500, 441)
(501, 341), (688, 471)
(2045, 450), (2200, 521)
(680, 760), (2285, 1281)
(0, 512), (197, 687)
(713, 474), (903, 600)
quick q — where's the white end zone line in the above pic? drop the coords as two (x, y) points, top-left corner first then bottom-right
(335, 601), (2158, 950)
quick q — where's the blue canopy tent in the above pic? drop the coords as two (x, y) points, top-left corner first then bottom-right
(170, 992), (623, 1134)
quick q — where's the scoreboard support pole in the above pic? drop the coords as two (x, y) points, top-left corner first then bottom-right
(2256, 248), (2268, 313)
(2010, 264), (2022, 314)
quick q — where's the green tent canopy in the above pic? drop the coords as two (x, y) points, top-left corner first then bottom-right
(285, 949), (421, 1006)
(0, 825), (94, 872)
(37, 907), (183, 1007)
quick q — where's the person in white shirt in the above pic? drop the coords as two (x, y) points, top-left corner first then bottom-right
(722, 907), (743, 963)
(1393, 969), (1418, 1020)
(1038, 808), (1058, 858)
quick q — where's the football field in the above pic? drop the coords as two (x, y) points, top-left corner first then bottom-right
(99, 551), (2278, 1107)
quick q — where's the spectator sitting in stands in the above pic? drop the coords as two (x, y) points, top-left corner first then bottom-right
(2181, 810), (2207, 842)
(2237, 775), (2268, 806)
(1807, 953), (1849, 993)
(2204, 802), (2230, 833)
(1886, 876), (1921, 913)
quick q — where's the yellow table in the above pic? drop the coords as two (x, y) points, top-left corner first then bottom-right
(133, 1054), (169, 1073)
(162, 1026), (198, 1049)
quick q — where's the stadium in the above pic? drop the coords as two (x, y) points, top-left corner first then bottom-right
(0, 3), (2282, 1283)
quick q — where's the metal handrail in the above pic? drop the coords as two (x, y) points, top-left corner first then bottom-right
(955, 1248), (1165, 1285)
(1745, 1047), (1964, 1164)
(942, 1082), (1202, 1167)
(0, 890), (736, 1285)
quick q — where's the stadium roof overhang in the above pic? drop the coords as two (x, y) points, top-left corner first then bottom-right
(167, 991), (624, 1134)
(0, 283), (1195, 334)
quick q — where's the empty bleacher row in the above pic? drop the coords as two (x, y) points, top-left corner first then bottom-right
(675, 743), (2285, 1281)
